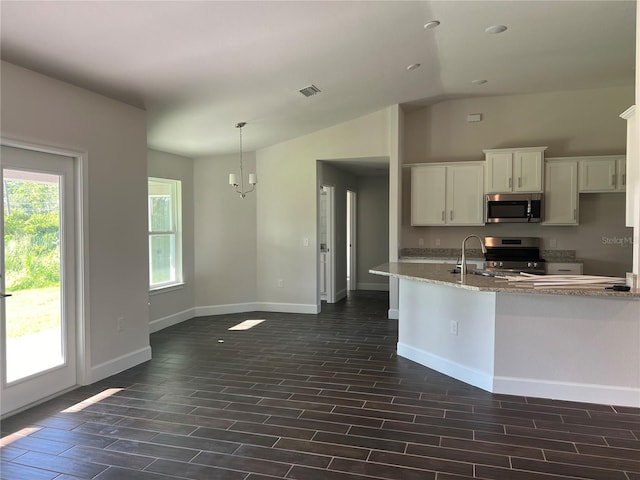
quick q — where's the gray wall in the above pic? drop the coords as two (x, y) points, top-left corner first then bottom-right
(1, 61), (150, 382)
(148, 149), (196, 330)
(357, 175), (390, 289)
(193, 152), (257, 312)
(402, 86), (634, 277)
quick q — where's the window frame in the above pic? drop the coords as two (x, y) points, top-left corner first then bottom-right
(148, 177), (183, 291)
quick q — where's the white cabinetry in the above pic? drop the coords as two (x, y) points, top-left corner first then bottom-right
(484, 147), (546, 193)
(620, 105), (636, 228)
(543, 159), (578, 225)
(578, 156), (626, 192)
(546, 262), (583, 275)
(411, 162), (484, 226)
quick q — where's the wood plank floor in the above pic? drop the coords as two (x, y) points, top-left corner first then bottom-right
(2, 290), (639, 480)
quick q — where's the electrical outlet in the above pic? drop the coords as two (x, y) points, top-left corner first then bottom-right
(418, 238), (424, 247)
(117, 316), (124, 332)
(450, 320), (458, 336)
(277, 279), (284, 288)
(435, 238), (441, 247)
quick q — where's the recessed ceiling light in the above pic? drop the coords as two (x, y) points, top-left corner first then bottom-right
(407, 63), (422, 71)
(485, 25), (508, 34)
(424, 20), (440, 29)
(471, 79), (488, 85)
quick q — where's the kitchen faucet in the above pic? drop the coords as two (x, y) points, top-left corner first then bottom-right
(460, 234), (487, 280)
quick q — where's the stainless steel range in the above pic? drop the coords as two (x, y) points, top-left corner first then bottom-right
(483, 237), (545, 275)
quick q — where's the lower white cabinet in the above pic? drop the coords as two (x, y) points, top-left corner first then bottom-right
(543, 159), (578, 225)
(546, 262), (583, 275)
(411, 162), (484, 226)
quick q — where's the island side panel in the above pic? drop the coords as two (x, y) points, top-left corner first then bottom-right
(397, 278), (497, 392)
(494, 293), (640, 407)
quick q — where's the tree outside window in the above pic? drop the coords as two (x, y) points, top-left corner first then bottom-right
(148, 178), (182, 289)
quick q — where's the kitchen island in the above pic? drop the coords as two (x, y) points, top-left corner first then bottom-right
(371, 263), (640, 407)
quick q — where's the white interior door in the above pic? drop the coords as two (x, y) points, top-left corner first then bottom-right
(347, 190), (357, 291)
(1, 146), (77, 416)
(321, 185), (336, 303)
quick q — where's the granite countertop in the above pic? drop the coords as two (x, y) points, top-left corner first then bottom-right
(370, 262), (639, 298)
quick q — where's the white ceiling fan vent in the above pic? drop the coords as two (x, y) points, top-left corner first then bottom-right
(299, 84), (321, 97)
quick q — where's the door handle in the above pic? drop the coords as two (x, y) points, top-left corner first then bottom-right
(0, 293), (12, 298)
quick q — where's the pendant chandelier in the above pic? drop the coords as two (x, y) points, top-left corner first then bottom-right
(228, 122), (256, 198)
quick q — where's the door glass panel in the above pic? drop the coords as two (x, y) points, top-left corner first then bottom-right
(3, 168), (64, 383)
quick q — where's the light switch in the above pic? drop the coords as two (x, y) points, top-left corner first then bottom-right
(303, 237), (309, 247)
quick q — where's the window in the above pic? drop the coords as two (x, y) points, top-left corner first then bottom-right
(148, 178), (182, 290)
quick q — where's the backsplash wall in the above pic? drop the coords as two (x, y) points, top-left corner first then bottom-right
(401, 86), (635, 277)
(402, 193), (632, 277)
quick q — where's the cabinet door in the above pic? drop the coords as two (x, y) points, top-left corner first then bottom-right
(411, 166), (446, 225)
(579, 158), (617, 192)
(447, 164), (484, 225)
(514, 151), (543, 192)
(543, 160), (578, 225)
(485, 152), (513, 193)
(616, 157), (626, 192)
(546, 262), (583, 275)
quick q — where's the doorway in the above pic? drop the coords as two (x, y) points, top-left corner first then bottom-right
(347, 190), (357, 291)
(319, 185), (335, 303)
(1, 146), (77, 416)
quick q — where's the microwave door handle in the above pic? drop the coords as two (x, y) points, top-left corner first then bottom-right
(527, 199), (532, 222)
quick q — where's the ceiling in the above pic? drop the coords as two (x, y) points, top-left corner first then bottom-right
(0, 1), (636, 163)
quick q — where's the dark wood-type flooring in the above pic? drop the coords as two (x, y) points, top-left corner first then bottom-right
(2, 290), (640, 479)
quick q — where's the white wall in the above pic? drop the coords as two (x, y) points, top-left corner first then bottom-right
(1, 61), (150, 382)
(402, 87), (634, 277)
(148, 149), (196, 331)
(193, 153), (257, 314)
(256, 108), (394, 312)
(357, 175), (390, 290)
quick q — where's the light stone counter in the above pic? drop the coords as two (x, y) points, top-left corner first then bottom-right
(371, 262), (639, 298)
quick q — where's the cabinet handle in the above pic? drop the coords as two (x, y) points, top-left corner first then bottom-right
(558, 269), (571, 272)
(518, 177), (522, 188)
(611, 174), (615, 186)
(450, 210), (453, 221)
(573, 209), (577, 220)
(441, 211), (445, 221)
(508, 177), (512, 188)
(622, 173), (626, 186)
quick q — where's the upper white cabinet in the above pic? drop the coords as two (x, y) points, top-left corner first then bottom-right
(484, 147), (547, 193)
(620, 105), (636, 228)
(411, 165), (446, 225)
(411, 162), (484, 226)
(578, 156), (625, 192)
(543, 158), (578, 225)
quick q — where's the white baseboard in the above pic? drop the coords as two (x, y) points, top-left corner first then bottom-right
(493, 376), (640, 408)
(254, 302), (320, 314)
(196, 302), (320, 316)
(388, 308), (399, 320)
(195, 302), (259, 317)
(89, 346), (152, 384)
(397, 342), (640, 408)
(356, 282), (389, 291)
(335, 288), (347, 302)
(397, 342), (494, 392)
(149, 307), (196, 333)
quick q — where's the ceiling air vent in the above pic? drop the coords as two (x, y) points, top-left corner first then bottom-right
(299, 84), (321, 97)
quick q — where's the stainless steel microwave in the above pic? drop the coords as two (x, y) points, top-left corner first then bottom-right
(485, 193), (543, 223)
